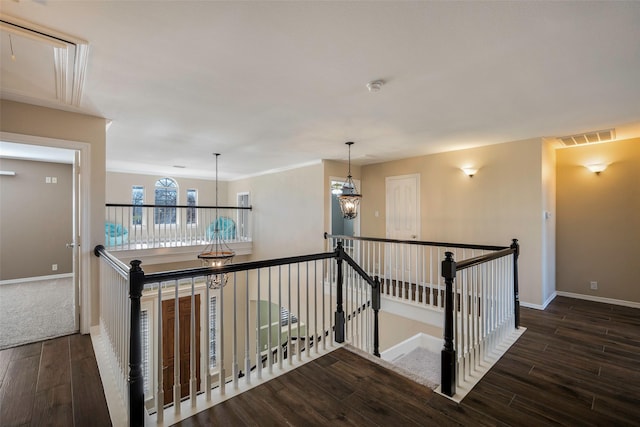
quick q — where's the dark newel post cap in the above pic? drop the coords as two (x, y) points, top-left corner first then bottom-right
(442, 251), (456, 279)
(130, 259), (142, 271)
(511, 238), (520, 255)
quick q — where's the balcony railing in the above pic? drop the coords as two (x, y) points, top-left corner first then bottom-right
(105, 204), (252, 251)
(94, 241), (380, 426)
(94, 233), (520, 426)
(324, 233), (507, 311)
(324, 234), (520, 400)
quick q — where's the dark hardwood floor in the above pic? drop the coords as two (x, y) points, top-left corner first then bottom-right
(2, 297), (638, 426)
(177, 296), (640, 426)
(0, 334), (111, 427)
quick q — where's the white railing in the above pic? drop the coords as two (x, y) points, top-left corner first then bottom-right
(95, 247), (131, 422)
(325, 234), (520, 401)
(440, 243), (520, 399)
(455, 254), (515, 389)
(325, 234), (506, 310)
(94, 244), (377, 426)
(105, 204), (252, 251)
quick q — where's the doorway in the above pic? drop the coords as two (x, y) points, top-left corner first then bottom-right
(162, 295), (201, 406)
(385, 174), (420, 282)
(330, 178), (360, 258)
(0, 140), (81, 348)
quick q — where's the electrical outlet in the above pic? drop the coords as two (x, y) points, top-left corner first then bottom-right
(590, 281), (598, 290)
(51, 176), (58, 184)
(52, 264), (58, 271)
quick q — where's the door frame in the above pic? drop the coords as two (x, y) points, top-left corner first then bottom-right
(0, 131), (92, 333)
(385, 173), (421, 240)
(385, 174), (421, 282)
(328, 175), (361, 236)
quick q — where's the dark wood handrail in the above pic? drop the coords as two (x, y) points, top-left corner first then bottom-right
(107, 203), (252, 210)
(324, 232), (508, 252)
(456, 247), (515, 270)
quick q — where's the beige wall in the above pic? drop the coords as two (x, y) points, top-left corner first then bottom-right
(227, 163), (325, 260)
(106, 171), (222, 205)
(360, 139), (549, 306)
(0, 100), (106, 327)
(556, 138), (640, 303)
(0, 159), (73, 280)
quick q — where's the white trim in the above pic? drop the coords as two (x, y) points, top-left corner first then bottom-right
(556, 291), (640, 309)
(0, 273), (73, 286)
(0, 131), (92, 334)
(90, 325), (124, 427)
(520, 301), (546, 310)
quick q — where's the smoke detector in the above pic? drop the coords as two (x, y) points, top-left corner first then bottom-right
(367, 80), (384, 93)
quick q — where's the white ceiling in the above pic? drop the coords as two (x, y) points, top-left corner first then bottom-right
(1, 1), (639, 180)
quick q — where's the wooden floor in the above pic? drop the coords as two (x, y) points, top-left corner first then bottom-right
(177, 296), (640, 426)
(0, 334), (111, 427)
(2, 296), (639, 426)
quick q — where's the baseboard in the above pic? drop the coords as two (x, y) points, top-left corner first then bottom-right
(555, 291), (640, 309)
(520, 291), (557, 310)
(0, 273), (73, 286)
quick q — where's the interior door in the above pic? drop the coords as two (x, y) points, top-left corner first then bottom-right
(162, 295), (201, 405)
(385, 174), (420, 286)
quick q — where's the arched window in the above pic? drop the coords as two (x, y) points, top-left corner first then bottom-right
(154, 177), (177, 224)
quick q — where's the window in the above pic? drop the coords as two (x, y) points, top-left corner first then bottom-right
(186, 189), (197, 225)
(237, 192), (250, 240)
(209, 296), (217, 369)
(132, 186), (144, 225)
(141, 310), (150, 394)
(154, 178), (177, 225)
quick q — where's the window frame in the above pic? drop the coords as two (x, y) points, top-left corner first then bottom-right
(132, 185), (145, 227)
(154, 177), (178, 226)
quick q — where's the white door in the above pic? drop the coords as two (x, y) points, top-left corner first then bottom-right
(385, 174), (420, 283)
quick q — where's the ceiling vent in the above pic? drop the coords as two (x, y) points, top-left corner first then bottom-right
(558, 129), (615, 147)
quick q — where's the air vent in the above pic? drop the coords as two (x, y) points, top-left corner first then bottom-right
(558, 129), (615, 147)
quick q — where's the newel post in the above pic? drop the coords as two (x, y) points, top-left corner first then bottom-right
(511, 238), (520, 329)
(441, 251), (456, 397)
(334, 241), (345, 343)
(129, 260), (145, 427)
(372, 276), (381, 357)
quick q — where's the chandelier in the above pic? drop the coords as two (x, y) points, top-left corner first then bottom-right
(337, 141), (362, 219)
(198, 153), (235, 289)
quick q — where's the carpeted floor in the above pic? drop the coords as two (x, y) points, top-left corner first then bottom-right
(0, 275), (76, 349)
(346, 344), (440, 389)
(393, 346), (441, 388)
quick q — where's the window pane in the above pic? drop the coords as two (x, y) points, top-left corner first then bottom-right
(210, 296), (217, 368)
(141, 310), (150, 395)
(154, 178), (177, 224)
(187, 189), (197, 225)
(132, 186), (144, 225)
(237, 193), (250, 239)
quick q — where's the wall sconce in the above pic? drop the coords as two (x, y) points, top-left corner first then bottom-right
(461, 167), (478, 177)
(585, 163), (607, 175)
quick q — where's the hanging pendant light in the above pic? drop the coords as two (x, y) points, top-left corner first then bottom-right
(198, 153), (235, 289)
(338, 141), (362, 219)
